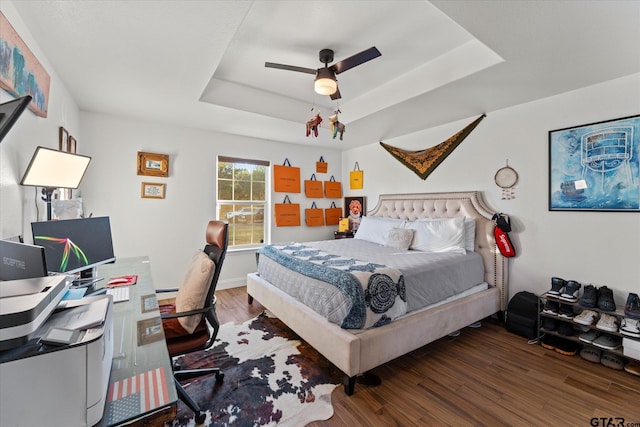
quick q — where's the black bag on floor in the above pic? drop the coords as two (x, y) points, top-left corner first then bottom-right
(505, 291), (540, 340)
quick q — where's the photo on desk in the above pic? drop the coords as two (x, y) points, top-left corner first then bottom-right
(137, 317), (163, 346)
(141, 294), (158, 313)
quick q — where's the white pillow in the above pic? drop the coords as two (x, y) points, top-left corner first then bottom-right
(384, 227), (414, 249)
(406, 217), (466, 253)
(414, 217), (475, 251)
(354, 216), (405, 246)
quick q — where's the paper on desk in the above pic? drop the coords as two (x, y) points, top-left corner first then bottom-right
(61, 297), (109, 330)
(61, 288), (87, 300)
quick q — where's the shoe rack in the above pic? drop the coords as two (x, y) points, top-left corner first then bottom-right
(537, 293), (640, 372)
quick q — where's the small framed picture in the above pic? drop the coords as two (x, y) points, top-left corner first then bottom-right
(141, 182), (166, 199)
(344, 196), (366, 231)
(137, 151), (169, 177)
(137, 317), (163, 346)
(141, 294), (158, 313)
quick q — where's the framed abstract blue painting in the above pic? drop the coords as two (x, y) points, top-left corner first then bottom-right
(549, 114), (640, 212)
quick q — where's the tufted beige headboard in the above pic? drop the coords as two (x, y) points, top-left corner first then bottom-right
(368, 191), (508, 311)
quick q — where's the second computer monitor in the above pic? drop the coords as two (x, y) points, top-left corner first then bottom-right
(0, 239), (48, 281)
(31, 216), (116, 277)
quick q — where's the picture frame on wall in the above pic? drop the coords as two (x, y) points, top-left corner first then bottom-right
(137, 151), (169, 177)
(549, 114), (640, 212)
(344, 196), (366, 231)
(141, 182), (166, 199)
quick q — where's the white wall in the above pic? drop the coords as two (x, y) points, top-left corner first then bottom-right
(342, 73), (640, 306)
(0, 1), (81, 239)
(79, 112), (342, 289)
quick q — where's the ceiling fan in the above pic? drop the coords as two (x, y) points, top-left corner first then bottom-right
(265, 47), (381, 100)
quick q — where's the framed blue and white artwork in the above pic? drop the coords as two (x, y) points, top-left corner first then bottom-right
(549, 114), (640, 212)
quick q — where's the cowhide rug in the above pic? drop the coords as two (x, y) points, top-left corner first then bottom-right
(167, 311), (342, 427)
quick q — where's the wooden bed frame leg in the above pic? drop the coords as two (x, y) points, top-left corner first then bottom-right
(343, 375), (356, 396)
(248, 294), (254, 304)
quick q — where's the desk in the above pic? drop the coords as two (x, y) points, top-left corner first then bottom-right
(97, 257), (178, 426)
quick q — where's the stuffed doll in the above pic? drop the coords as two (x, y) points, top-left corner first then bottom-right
(328, 114), (346, 140)
(306, 113), (323, 137)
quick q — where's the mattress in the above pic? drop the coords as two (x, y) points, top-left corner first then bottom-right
(257, 239), (485, 328)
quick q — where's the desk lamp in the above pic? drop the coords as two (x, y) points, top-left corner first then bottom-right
(20, 146), (91, 220)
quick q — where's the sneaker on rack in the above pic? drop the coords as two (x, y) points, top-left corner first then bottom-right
(541, 334), (560, 350)
(542, 317), (558, 331)
(554, 337), (579, 356)
(579, 329), (600, 343)
(620, 318), (640, 338)
(579, 284), (598, 308)
(559, 280), (581, 302)
(579, 346), (601, 363)
(597, 286), (616, 312)
(624, 293), (640, 320)
(542, 300), (560, 315)
(573, 309), (598, 326)
(595, 313), (618, 332)
(557, 322), (575, 336)
(624, 360), (640, 376)
(546, 277), (566, 298)
(600, 351), (625, 370)
(592, 333), (622, 350)
(558, 304), (575, 319)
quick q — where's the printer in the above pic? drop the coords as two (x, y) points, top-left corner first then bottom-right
(0, 274), (70, 351)
(0, 295), (114, 426)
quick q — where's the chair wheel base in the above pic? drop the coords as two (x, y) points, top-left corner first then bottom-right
(195, 410), (206, 424)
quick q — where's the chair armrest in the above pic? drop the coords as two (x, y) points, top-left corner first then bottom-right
(160, 306), (209, 320)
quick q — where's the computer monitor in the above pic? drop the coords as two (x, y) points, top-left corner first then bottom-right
(31, 217), (116, 279)
(0, 240), (48, 281)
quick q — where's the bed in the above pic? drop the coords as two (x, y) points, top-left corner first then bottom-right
(247, 191), (508, 395)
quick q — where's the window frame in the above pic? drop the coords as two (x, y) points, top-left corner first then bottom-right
(216, 156), (269, 250)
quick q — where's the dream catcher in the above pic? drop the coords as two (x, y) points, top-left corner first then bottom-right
(494, 160), (519, 200)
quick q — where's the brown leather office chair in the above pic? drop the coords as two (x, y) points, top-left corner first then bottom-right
(157, 220), (228, 424)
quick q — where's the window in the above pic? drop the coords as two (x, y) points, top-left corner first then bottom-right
(217, 156), (268, 248)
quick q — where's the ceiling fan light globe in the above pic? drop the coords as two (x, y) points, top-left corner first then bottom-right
(314, 77), (337, 95)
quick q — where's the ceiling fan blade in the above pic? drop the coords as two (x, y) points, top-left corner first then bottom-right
(330, 86), (342, 100)
(331, 47), (381, 74)
(264, 62), (317, 75)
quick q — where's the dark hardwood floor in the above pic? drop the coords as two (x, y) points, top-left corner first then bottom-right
(216, 287), (640, 426)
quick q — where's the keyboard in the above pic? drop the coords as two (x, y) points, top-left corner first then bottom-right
(106, 286), (130, 303)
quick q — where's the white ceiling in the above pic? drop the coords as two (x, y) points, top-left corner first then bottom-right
(11, 0), (640, 150)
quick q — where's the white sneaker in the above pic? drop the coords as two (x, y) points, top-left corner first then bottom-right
(574, 310), (598, 326)
(592, 333), (622, 350)
(620, 318), (640, 337)
(595, 313), (618, 332)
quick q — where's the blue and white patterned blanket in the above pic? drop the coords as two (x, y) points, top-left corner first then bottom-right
(259, 243), (407, 329)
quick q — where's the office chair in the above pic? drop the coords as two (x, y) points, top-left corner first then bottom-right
(157, 220), (228, 424)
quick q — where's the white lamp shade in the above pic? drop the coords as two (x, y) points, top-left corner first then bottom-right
(314, 68), (337, 95)
(314, 78), (337, 95)
(21, 146), (91, 189)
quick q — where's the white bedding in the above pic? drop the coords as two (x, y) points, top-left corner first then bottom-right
(257, 238), (485, 326)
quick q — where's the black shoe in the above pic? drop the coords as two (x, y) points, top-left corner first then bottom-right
(554, 337), (579, 356)
(557, 322), (575, 336)
(597, 286), (616, 312)
(542, 317), (558, 331)
(542, 300), (559, 315)
(560, 280), (581, 302)
(558, 304), (574, 319)
(546, 277), (566, 298)
(625, 293), (640, 320)
(541, 334), (560, 350)
(580, 284), (598, 308)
